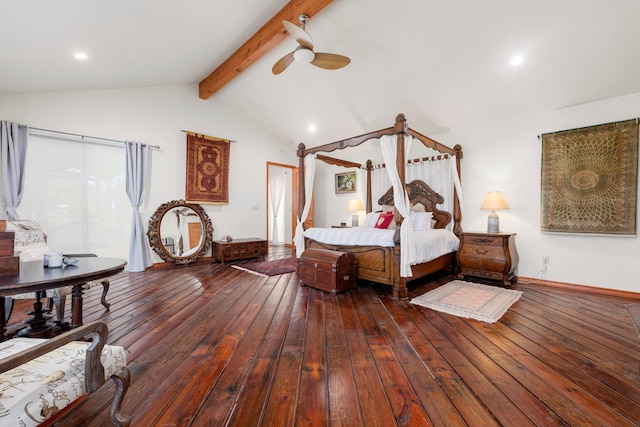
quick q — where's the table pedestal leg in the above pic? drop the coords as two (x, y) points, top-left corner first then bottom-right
(18, 291), (55, 338)
(71, 283), (84, 328)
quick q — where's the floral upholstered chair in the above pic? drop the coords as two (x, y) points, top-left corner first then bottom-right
(5, 220), (110, 325)
(0, 321), (130, 426)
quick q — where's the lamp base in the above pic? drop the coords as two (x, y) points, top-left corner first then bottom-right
(352, 214), (359, 227)
(487, 211), (499, 233)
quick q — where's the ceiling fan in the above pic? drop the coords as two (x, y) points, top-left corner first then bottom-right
(272, 14), (351, 75)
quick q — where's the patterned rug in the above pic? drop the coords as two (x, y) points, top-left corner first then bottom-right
(232, 258), (297, 277)
(410, 280), (523, 323)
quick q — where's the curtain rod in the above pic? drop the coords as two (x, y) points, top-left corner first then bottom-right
(537, 117), (640, 140)
(180, 129), (236, 143)
(24, 126), (161, 149)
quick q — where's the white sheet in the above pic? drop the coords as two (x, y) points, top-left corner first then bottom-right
(303, 227), (459, 264)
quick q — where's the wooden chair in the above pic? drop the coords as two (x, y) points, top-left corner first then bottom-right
(4, 220), (111, 326)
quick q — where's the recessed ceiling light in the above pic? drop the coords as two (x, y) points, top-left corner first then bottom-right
(510, 55), (524, 66)
(74, 52), (88, 60)
(308, 124), (317, 133)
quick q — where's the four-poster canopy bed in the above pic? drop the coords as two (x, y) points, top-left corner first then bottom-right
(296, 113), (463, 300)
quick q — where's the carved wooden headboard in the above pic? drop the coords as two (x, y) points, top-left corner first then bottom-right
(377, 180), (451, 229)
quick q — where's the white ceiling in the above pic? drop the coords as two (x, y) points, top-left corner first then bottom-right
(3, 0), (640, 147)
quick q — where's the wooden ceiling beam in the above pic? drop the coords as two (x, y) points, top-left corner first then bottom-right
(198, 0), (334, 99)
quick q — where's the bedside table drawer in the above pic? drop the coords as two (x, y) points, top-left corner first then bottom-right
(459, 244), (505, 259)
(463, 235), (503, 247)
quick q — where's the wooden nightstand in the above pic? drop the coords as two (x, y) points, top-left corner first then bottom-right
(456, 232), (518, 285)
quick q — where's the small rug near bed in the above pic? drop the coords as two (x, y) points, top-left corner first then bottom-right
(232, 258), (297, 277)
(410, 280), (523, 323)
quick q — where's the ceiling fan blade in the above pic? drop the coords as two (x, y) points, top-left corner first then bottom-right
(272, 51), (295, 75)
(282, 20), (314, 50)
(311, 53), (351, 70)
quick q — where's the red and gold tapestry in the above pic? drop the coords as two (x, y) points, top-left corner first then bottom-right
(541, 119), (638, 235)
(185, 133), (230, 204)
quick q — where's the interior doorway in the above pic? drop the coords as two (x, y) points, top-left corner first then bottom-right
(267, 162), (297, 248)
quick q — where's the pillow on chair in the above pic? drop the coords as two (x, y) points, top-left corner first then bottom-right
(6, 220), (46, 247)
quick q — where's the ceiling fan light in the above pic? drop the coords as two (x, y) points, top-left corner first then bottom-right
(293, 47), (315, 63)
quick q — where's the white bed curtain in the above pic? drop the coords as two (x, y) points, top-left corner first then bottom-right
(0, 121), (28, 220)
(294, 153), (316, 258)
(406, 152), (464, 220)
(380, 134), (416, 277)
(371, 149), (463, 231)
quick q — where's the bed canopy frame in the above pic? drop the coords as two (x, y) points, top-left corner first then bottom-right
(296, 113), (463, 299)
(297, 113), (463, 233)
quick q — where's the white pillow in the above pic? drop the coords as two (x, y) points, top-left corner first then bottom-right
(409, 212), (433, 231)
(362, 212), (380, 228)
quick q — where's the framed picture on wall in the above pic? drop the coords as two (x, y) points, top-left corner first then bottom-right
(335, 171), (357, 194)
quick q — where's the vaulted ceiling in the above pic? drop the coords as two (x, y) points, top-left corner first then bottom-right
(2, 0), (640, 147)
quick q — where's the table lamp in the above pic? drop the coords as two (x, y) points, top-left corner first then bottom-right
(480, 191), (509, 233)
(348, 198), (364, 227)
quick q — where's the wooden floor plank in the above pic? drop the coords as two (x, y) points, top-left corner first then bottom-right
(350, 288), (432, 426)
(8, 247), (640, 427)
(324, 292), (364, 426)
(295, 287), (329, 426)
(337, 289), (398, 427)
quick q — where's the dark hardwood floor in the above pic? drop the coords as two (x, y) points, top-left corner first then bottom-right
(9, 245), (640, 426)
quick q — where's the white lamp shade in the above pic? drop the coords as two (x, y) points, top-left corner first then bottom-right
(348, 199), (364, 212)
(481, 191), (509, 211)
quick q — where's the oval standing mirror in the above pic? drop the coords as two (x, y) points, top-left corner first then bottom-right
(147, 200), (213, 265)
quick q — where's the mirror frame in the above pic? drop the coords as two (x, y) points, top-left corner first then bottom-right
(147, 199), (213, 265)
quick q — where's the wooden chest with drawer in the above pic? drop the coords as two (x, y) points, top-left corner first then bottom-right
(298, 248), (357, 294)
(456, 232), (518, 285)
(212, 238), (268, 263)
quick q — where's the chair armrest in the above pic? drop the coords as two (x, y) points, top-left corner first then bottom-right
(0, 321), (108, 392)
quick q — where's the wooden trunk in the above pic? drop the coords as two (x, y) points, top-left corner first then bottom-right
(0, 255), (20, 276)
(0, 232), (15, 257)
(298, 248), (356, 294)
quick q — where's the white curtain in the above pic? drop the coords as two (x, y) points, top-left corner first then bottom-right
(125, 141), (152, 272)
(294, 154), (316, 258)
(372, 164), (391, 208)
(0, 122), (28, 220)
(371, 151), (464, 230)
(380, 134), (416, 277)
(269, 171), (286, 245)
(406, 153), (464, 229)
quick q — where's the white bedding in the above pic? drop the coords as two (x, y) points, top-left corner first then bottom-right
(303, 227), (459, 264)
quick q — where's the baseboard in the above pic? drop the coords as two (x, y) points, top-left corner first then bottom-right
(517, 276), (640, 301)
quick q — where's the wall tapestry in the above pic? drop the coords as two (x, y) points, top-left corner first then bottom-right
(185, 132), (230, 204)
(541, 119), (638, 235)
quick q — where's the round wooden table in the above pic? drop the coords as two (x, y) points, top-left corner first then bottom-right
(0, 257), (126, 339)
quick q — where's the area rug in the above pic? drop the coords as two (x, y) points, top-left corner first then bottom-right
(231, 258), (297, 277)
(410, 280), (523, 323)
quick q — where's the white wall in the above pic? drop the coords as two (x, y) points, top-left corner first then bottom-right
(0, 85), (297, 263)
(314, 165), (368, 228)
(439, 92), (640, 293)
(2, 85), (639, 293)
(310, 93), (640, 294)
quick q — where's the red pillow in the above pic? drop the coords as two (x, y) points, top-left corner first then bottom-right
(375, 211), (394, 229)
